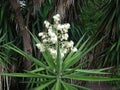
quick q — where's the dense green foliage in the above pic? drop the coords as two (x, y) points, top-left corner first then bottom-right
(0, 0), (120, 90)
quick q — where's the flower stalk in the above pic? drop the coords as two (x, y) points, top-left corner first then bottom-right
(36, 14), (78, 79)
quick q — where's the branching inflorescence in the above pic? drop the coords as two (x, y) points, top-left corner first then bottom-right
(36, 14), (77, 59)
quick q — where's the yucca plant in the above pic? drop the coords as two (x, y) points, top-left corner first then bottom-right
(87, 0), (120, 88)
(1, 14), (120, 90)
(0, 0), (23, 89)
(91, 0), (120, 67)
(112, 67), (120, 90)
(0, 31), (22, 90)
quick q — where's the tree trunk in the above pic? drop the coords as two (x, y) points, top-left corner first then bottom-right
(9, 0), (32, 70)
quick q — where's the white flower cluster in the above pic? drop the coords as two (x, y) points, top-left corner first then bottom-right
(19, 0), (26, 7)
(36, 14), (77, 59)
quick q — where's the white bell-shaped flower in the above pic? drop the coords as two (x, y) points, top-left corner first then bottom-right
(36, 43), (45, 52)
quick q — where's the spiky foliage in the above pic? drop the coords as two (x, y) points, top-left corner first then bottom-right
(1, 0), (120, 89)
(90, 0), (120, 68)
